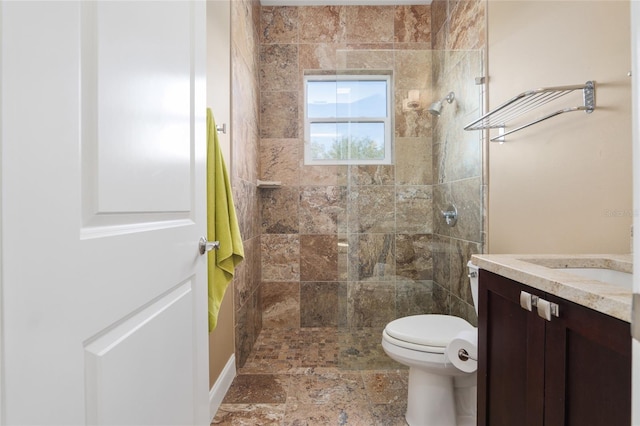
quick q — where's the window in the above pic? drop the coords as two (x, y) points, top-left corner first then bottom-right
(304, 74), (392, 165)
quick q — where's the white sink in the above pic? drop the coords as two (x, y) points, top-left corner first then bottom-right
(559, 267), (632, 290)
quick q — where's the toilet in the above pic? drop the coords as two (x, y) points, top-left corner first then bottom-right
(381, 261), (480, 426)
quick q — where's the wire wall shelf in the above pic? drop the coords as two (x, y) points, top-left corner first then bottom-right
(464, 81), (595, 142)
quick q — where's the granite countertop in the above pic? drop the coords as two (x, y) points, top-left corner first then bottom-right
(470, 254), (633, 323)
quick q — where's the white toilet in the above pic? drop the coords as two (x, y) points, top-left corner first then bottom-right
(381, 261), (480, 426)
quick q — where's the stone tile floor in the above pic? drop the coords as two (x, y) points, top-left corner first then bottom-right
(211, 327), (409, 425)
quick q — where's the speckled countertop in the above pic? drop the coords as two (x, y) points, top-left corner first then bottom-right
(470, 254), (633, 323)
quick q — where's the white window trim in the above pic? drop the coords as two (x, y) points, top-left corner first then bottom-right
(303, 73), (393, 166)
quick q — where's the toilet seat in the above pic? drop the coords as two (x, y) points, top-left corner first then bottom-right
(384, 314), (474, 352)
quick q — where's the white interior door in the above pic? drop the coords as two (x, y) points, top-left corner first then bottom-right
(0, 1), (209, 425)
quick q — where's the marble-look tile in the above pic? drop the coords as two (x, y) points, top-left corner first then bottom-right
(362, 370), (409, 404)
(347, 282), (396, 328)
(261, 234), (300, 281)
(235, 293), (259, 368)
(298, 6), (346, 43)
(396, 186), (433, 234)
(232, 178), (258, 241)
(395, 234), (433, 281)
(450, 238), (482, 304)
(450, 176), (482, 242)
(338, 327), (399, 370)
(345, 6), (395, 44)
(299, 43), (343, 72)
(300, 234), (339, 281)
(448, 0), (485, 50)
(337, 49), (395, 70)
(430, 0), (448, 37)
(348, 165), (395, 186)
(300, 281), (346, 327)
(299, 163), (348, 186)
(260, 186), (299, 234)
(262, 282), (300, 328)
(370, 403), (409, 426)
(235, 237), (260, 308)
(432, 182), (452, 237)
(287, 370), (367, 405)
(431, 233), (451, 289)
(283, 402), (375, 425)
(394, 49), (431, 90)
(396, 280), (436, 317)
(259, 138), (300, 185)
(451, 294), (478, 327)
(348, 233), (396, 282)
(394, 5), (431, 44)
(212, 403), (284, 425)
(395, 97), (431, 138)
(260, 91), (298, 139)
(222, 374), (290, 404)
(259, 44), (298, 92)
(260, 6), (298, 44)
(395, 136), (432, 185)
(299, 186), (347, 234)
(432, 281), (451, 315)
(348, 186), (395, 233)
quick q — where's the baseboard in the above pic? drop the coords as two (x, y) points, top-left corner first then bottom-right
(209, 354), (236, 422)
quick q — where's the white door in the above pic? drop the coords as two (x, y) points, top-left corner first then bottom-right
(0, 1), (209, 425)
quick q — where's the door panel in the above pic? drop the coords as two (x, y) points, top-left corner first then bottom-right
(1, 2), (208, 424)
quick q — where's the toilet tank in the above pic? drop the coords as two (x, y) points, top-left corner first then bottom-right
(467, 261), (480, 314)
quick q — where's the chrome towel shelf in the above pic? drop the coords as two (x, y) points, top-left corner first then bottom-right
(464, 81), (595, 142)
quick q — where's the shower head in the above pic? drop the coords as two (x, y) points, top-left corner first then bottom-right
(428, 92), (455, 116)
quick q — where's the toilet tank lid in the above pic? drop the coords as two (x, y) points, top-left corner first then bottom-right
(385, 314), (474, 347)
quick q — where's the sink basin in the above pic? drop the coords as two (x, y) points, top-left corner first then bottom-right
(558, 267), (632, 290)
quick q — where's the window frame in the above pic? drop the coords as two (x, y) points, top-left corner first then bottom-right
(303, 73), (393, 166)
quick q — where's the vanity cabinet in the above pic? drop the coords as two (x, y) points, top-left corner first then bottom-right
(478, 270), (631, 426)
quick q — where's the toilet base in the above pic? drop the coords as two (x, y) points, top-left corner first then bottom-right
(405, 367), (456, 426)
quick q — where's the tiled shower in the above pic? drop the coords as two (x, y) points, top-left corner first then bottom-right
(230, 0), (486, 368)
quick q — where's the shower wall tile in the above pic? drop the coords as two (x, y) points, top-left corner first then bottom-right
(300, 281), (347, 327)
(299, 43), (344, 72)
(432, 182), (452, 237)
(394, 5), (431, 44)
(430, 0), (447, 39)
(299, 186), (347, 235)
(395, 99), (430, 138)
(260, 6), (298, 44)
(232, 178), (258, 241)
(231, 56), (259, 184)
(300, 234), (339, 282)
(432, 281), (451, 315)
(348, 186), (395, 233)
(299, 164), (348, 186)
(261, 234), (300, 281)
(338, 49), (395, 70)
(345, 6), (395, 44)
(396, 186), (433, 234)
(260, 187), (299, 234)
(448, 0), (485, 51)
(298, 6), (346, 43)
(348, 165), (395, 186)
(347, 282), (396, 327)
(259, 138), (300, 185)
(260, 91), (298, 139)
(235, 236), (260, 308)
(432, 234), (451, 291)
(394, 50), (431, 89)
(348, 233), (396, 282)
(260, 44), (299, 91)
(450, 177), (482, 242)
(395, 136), (432, 185)
(451, 295), (477, 327)
(450, 238), (482, 305)
(262, 282), (300, 328)
(395, 234), (433, 281)
(396, 280), (435, 317)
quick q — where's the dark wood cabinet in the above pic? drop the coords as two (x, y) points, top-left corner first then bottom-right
(478, 270), (631, 426)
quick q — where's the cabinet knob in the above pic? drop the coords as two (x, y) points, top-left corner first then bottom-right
(537, 298), (560, 321)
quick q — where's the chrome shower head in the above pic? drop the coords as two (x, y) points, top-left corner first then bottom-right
(428, 92), (455, 116)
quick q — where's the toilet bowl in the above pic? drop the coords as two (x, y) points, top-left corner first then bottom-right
(381, 261), (480, 426)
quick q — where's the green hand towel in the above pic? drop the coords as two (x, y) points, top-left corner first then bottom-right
(207, 108), (244, 331)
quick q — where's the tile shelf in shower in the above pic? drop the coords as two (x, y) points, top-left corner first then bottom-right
(464, 80), (595, 142)
(257, 179), (282, 188)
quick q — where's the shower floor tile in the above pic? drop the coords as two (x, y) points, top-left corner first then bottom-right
(212, 327), (409, 426)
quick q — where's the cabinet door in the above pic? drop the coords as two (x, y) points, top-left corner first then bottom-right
(544, 294), (631, 426)
(478, 271), (546, 426)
